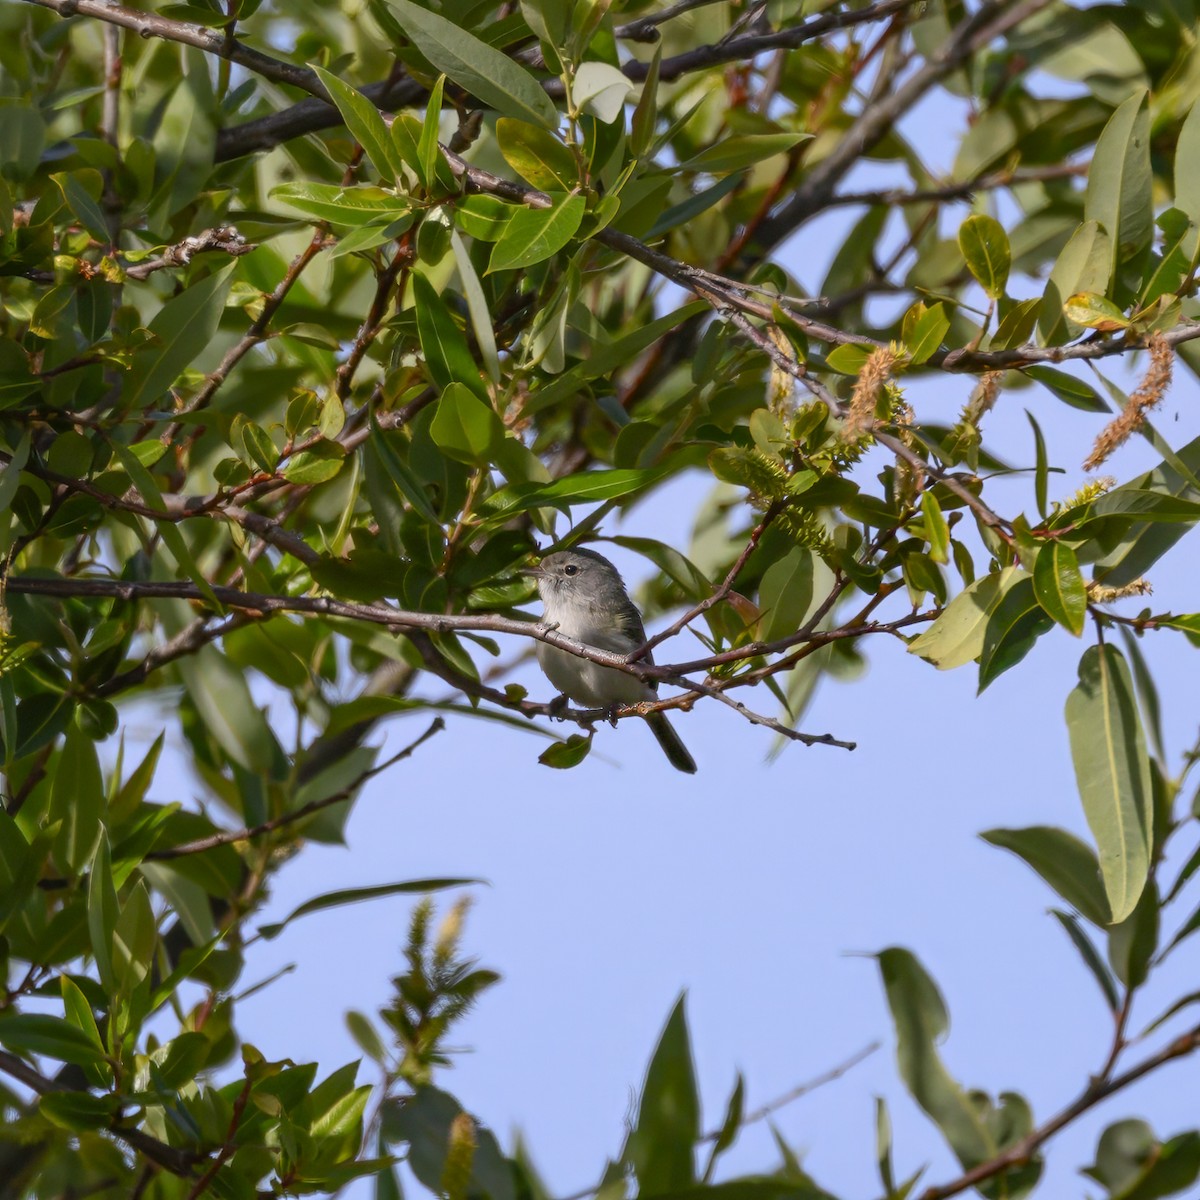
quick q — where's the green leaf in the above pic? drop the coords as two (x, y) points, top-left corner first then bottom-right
(647, 173), (742, 239)
(957, 214), (1010, 300)
(1085, 89), (1153, 275)
(573, 61), (632, 124)
(271, 182), (413, 225)
(627, 995), (700, 1195)
(112, 879), (156, 993)
(313, 65), (405, 184)
(454, 194), (517, 242)
(430, 382), (508, 467)
(1062, 292), (1130, 331)
(366, 412), (443, 526)
(528, 301), (707, 412)
(683, 132), (808, 175)
(631, 42), (661, 158)
(88, 832), (119, 995)
(386, 0), (558, 128)
(877, 948), (994, 1171)
(388, 1086), (516, 1200)
(413, 271), (490, 403)
(1039, 221), (1112, 345)
(1176, 100), (1200, 227)
(1049, 910), (1120, 1013)
(988, 297), (1041, 351)
(1065, 645), (1153, 923)
(234, 414), (278, 474)
(901, 302), (950, 365)
(1085, 1122), (1200, 1200)
(483, 467), (667, 518)
(1106, 879), (1158, 989)
(0, 430), (30, 509)
(1024, 366), (1108, 413)
(702, 1074), (744, 1182)
(977, 574), (1053, 690)
(110, 730), (164, 824)
(450, 230), (500, 384)
(39, 1090), (118, 1132)
(52, 170), (110, 244)
(758, 548), (814, 642)
(824, 343), (873, 375)
(122, 262), (235, 411)
(175, 643), (282, 775)
(921, 492), (950, 564)
(0, 1013), (108, 1067)
(1027, 410), (1050, 519)
(283, 441), (346, 485)
(0, 813), (49, 935)
(419, 74), (446, 192)
(981, 826), (1109, 926)
(259, 878), (477, 940)
(49, 723), (104, 874)
(1090, 433), (1200, 586)
(537, 733), (593, 768)
(1032, 541), (1086, 636)
(488, 193), (586, 272)
(496, 118), (579, 191)
(346, 1010), (390, 1065)
(908, 567), (1022, 670)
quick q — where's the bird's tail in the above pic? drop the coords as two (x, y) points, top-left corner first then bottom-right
(646, 711), (697, 774)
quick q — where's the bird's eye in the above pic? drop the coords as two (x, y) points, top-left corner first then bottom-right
(563, 564), (578, 576)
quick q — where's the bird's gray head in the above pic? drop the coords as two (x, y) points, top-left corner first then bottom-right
(528, 548), (629, 614)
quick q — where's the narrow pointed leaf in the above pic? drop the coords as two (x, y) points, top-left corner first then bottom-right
(1065, 645), (1153, 923)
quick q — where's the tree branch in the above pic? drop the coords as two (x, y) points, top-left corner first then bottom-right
(919, 1022), (1200, 1200)
(19, 0), (329, 98)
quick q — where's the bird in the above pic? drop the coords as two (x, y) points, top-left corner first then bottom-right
(525, 547), (697, 774)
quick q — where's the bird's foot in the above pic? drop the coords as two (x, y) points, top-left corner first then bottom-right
(547, 693), (570, 720)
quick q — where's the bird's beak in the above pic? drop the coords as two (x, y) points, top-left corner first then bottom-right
(519, 564), (545, 579)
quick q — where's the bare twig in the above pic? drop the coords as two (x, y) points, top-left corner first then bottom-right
(705, 1040), (881, 1141)
(123, 226), (251, 280)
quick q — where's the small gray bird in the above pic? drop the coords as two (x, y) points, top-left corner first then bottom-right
(527, 547), (697, 774)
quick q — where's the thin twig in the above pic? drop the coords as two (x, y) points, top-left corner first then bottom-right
(147, 718), (446, 860)
(706, 1040), (881, 1140)
(123, 226), (252, 280)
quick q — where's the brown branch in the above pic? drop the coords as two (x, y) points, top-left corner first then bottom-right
(919, 1021), (1200, 1200)
(210, 0), (921, 162)
(614, 0), (732, 41)
(623, 0), (924, 78)
(19, 0), (329, 100)
(123, 226), (252, 281)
